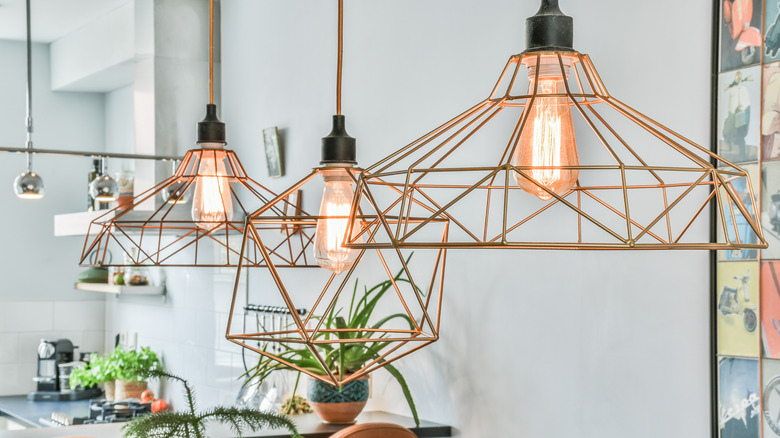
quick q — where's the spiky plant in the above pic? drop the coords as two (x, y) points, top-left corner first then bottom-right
(123, 368), (301, 438)
(244, 255), (421, 426)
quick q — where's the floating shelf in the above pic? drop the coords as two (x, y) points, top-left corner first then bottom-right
(54, 211), (115, 236)
(74, 282), (165, 296)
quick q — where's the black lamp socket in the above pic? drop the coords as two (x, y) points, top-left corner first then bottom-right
(320, 115), (357, 165)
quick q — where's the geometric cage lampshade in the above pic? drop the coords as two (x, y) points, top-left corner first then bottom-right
(80, 147), (293, 267)
(226, 0), (447, 387)
(225, 166), (448, 387)
(347, 6), (766, 252)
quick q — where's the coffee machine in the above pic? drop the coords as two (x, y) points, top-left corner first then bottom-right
(28, 338), (101, 401)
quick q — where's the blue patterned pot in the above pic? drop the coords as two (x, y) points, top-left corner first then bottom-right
(307, 376), (369, 424)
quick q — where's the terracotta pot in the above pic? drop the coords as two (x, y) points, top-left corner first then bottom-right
(114, 380), (148, 400)
(104, 380), (115, 401)
(308, 376), (369, 424)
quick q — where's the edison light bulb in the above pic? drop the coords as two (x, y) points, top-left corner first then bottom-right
(191, 151), (233, 230)
(313, 169), (363, 274)
(512, 56), (578, 201)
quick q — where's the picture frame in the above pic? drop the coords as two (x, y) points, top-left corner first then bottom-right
(281, 189), (302, 236)
(713, 1), (778, 437)
(263, 126), (284, 178)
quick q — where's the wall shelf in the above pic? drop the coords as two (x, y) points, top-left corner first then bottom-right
(74, 282), (165, 296)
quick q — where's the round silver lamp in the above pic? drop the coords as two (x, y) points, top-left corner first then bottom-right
(14, 0), (45, 200)
(161, 160), (192, 204)
(14, 171), (44, 199)
(89, 158), (119, 202)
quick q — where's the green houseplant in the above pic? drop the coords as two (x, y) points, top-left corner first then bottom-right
(124, 368), (301, 438)
(70, 353), (114, 389)
(246, 260), (420, 425)
(70, 346), (162, 400)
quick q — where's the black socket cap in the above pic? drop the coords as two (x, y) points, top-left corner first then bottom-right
(320, 115), (357, 165)
(197, 104), (226, 145)
(524, 0), (574, 53)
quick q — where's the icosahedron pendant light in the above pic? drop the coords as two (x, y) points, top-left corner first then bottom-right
(346, 0), (767, 251)
(80, 0), (289, 268)
(225, 0), (447, 387)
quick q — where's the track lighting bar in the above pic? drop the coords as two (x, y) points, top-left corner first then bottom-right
(0, 146), (181, 162)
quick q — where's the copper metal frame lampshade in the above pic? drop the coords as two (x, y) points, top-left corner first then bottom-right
(346, 53), (766, 251)
(80, 149), (298, 267)
(225, 167), (448, 386)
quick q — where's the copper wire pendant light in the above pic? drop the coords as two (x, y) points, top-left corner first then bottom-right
(346, 0), (767, 251)
(225, 0), (446, 387)
(80, 0), (289, 268)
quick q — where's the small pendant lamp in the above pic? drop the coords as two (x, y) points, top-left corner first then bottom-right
(80, 0), (290, 268)
(225, 0), (446, 387)
(13, 0), (44, 200)
(346, 0), (767, 251)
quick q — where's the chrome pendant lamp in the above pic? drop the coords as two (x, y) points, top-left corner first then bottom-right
(80, 0), (289, 268)
(346, 0), (767, 252)
(13, 0), (44, 200)
(225, 0), (446, 387)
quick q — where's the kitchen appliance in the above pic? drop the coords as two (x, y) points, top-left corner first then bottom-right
(28, 339), (102, 401)
(44, 400), (151, 426)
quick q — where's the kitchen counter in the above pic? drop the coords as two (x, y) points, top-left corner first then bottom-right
(0, 396), (91, 428)
(0, 396), (452, 438)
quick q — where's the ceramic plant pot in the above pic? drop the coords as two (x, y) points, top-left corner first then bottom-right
(114, 380), (148, 400)
(307, 376), (369, 424)
(104, 380), (115, 401)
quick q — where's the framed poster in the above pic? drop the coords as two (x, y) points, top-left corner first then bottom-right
(718, 261), (761, 357)
(717, 67), (761, 164)
(763, 262), (780, 357)
(763, 162), (780, 258)
(720, 0), (763, 71)
(263, 127), (284, 178)
(764, 359), (780, 436)
(718, 357), (760, 438)
(714, 1), (774, 437)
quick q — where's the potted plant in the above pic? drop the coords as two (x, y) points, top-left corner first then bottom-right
(246, 262), (420, 425)
(70, 346), (162, 401)
(112, 346), (162, 400)
(124, 368), (302, 438)
(70, 353), (115, 398)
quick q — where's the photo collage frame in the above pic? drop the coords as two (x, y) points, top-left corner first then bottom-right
(717, 0), (780, 437)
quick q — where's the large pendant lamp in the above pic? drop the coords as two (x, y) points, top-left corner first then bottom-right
(13, 0), (44, 200)
(226, 0), (446, 387)
(346, 0), (767, 251)
(80, 0), (290, 268)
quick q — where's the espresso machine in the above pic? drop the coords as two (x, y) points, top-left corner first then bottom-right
(28, 338), (101, 401)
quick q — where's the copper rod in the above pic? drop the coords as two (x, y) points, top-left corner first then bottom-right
(337, 0), (343, 115)
(209, 0), (214, 105)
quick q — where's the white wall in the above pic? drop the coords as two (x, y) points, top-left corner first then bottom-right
(0, 39), (106, 302)
(216, 1), (713, 437)
(0, 39), (108, 396)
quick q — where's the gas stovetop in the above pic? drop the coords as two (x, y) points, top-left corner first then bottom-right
(45, 399), (152, 426)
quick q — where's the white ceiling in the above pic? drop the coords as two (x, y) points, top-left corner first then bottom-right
(0, 0), (131, 43)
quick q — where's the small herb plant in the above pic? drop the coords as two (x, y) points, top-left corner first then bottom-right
(70, 353), (113, 388)
(245, 256), (421, 425)
(123, 368), (301, 438)
(70, 346), (162, 389)
(112, 347), (162, 381)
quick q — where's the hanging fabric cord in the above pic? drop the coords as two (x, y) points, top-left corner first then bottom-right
(336, 0), (343, 115)
(209, 0), (214, 105)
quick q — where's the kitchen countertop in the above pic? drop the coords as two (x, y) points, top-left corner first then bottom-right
(0, 396), (91, 428)
(0, 396), (452, 437)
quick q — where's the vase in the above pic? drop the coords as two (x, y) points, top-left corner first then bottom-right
(307, 376), (369, 424)
(114, 380), (148, 400)
(104, 380), (115, 401)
